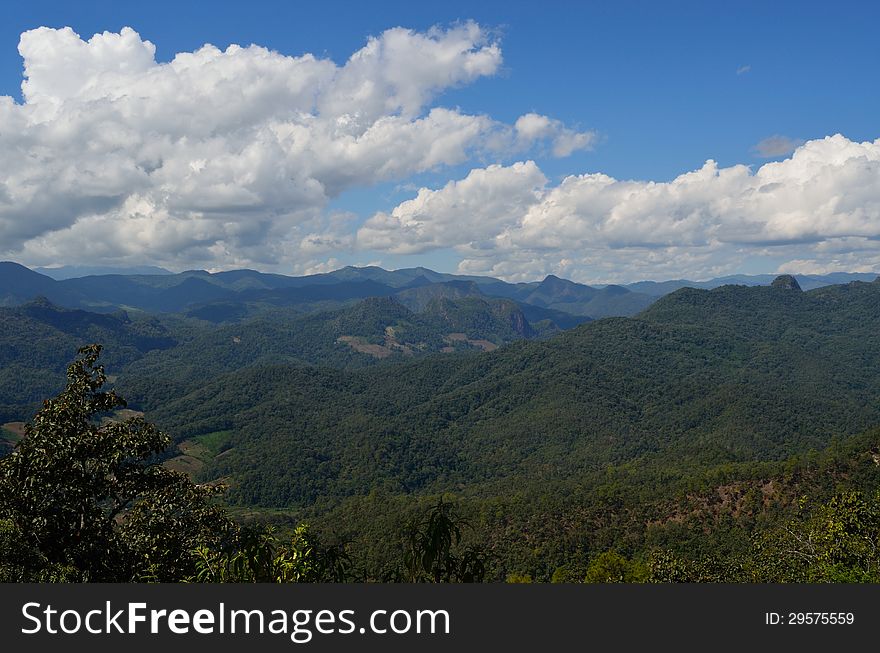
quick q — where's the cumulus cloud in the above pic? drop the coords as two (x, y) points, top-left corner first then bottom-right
(514, 112), (596, 157)
(5, 25), (877, 283)
(775, 237), (880, 275)
(358, 161), (547, 254)
(357, 134), (880, 282)
(1, 23), (588, 271)
(753, 134), (804, 158)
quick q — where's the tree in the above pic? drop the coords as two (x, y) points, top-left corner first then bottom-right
(191, 524), (351, 583)
(749, 491), (880, 582)
(398, 497), (489, 582)
(0, 345), (235, 581)
(583, 550), (647, 583)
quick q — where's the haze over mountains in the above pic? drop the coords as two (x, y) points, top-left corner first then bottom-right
(4, 261), (877, 317)
(3, 258), (877, 428)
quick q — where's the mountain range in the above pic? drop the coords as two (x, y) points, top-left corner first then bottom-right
(4, 260), (876, 318)
(141, 275), (880, 506)
(4, 260), (880, 579)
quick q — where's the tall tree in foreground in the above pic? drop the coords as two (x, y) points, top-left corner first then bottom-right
(0, 345), (235, 581)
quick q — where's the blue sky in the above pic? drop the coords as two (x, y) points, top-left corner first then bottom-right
(1, 1), (878, 281)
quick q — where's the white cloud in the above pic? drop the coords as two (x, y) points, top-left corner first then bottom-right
(317, 23), (501, 122)
(514, 113), (553, 141)
(357, 134), (880, 282)
(1, 23), (589, 271)
(298, 257), (345, 275)
(358, 161), (547, 254)
(514, 112), (596, 157)
(5, 25), (876, 284)
(775, 238), (880, 275)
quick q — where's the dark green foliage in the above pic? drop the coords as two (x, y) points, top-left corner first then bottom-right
(191, 524), (351, 583)
(397, 498), (488, 583)
(139, 279), (880, 517)
(0, 299), (177, 417)
(0, 348), (495, 582)
(7, 273), (880, 582)
(0, 345), (234, 581)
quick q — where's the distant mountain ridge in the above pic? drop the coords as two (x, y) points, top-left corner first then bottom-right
(2, 260), (878, 322)
(624, 271), (879, 296)
(35, 265), (172, 280)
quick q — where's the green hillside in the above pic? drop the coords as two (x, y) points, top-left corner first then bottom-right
(119, 295), (552, 407)
(6, 275), (880, 580)
(142, 278), (880, 506)
(106, 277), (880, 577)
(0, 298), (178, 421)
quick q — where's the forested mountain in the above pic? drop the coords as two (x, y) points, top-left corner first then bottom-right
(138, 277), (880, 508)
(0, 262), (83, 307)
(69, 275), (870, 578)
(0, 289), (564, 421)
(117, 294), (563, 409)
(0, 298), (176, 422)
(5, 261), (872, 321)
(4, 261), (880, 581)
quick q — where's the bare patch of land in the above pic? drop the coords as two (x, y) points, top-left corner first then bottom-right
(163, 440), (207, 475)
(99, 408), (145, 426)
(338, 330), (497, 358)
(337, 335), (394, 358)
(163, 433), (235, 480)
(339, 329), (416, 355)
(114, 408), (144, 420)
(1, 421), (26, 443)
(444, 333), (497, 352)
(163, 452), (204, 475)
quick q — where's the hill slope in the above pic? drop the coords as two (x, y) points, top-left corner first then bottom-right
(120, 294), (553, 402)
(0, 298), (176, 421)
(135, 278), (880, 512)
